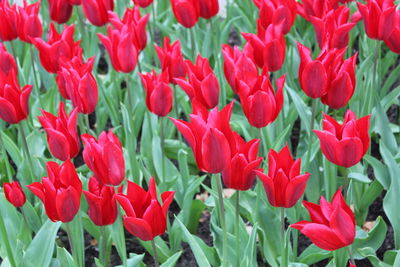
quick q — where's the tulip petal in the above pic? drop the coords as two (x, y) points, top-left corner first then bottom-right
(124, 216), (154, 241)
(201, 128), (230, 173)
(56, 186), (80, 222)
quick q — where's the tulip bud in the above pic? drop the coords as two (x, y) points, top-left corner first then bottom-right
(84, 177), (118, 226)
(139, 70), (173, 117)
(297, 0), (339, 21)
(4, 181), (26, 208)
(291, 188), (356, 251)
(38, 102), (80, 161)
(314, 110), (371, 168)
(48, 0), (73, 24)
(82, 131), (125, 186)
(255, 0), (297, 35)
(155, 37), (186, 84)
(385, 26), (400, 54)
(0, 43), (18, 79)
(133, 0), (153, 8)
(0, 0), (18, 42)
(16, 0), (42, 43)
(199, 0), (219, 19)
(115, 177), (175, 241)
(27, 160), (82, 222)
(256, 145), (310, 208)
(82, 0), (114, 26)
(170, 0), (200, 28)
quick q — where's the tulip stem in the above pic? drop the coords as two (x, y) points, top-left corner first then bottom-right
(280, 207), (288, 267)
(137, 59), (142, 73)
(189, 27), (198, 60)
(215, 173), (227, 267)
(30, 44), (43, 109)
(85, 114), (91, 133)
(343, 168), (349, 198)
(0, 131), (13, 182)
(305, 99), (317, 170)
(151, 239), (159, 267)
(348, 246), (355, 265)
(151, 3), (157, 44)
(18, 123), (34, 182)
(99, 226), (112, 267)
(126, 74), (133, 110)
(0, 209), (16, 267)
(173, 85), (183, 146)
(235, 191), (240, 267)
(159, 116), (165, 182)
(66, 219), (85, 267)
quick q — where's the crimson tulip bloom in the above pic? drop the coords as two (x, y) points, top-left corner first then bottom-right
(4, 181), (26, 208)
(0, 74), (32, 124)
(108, 7), (149, 52)
(256, 145), (310, 208)
(67, 0), (81, 5)
(254, 0), (297, 35)
(222, 44), (258, 94)
(155, 37), (186, 84)
(115, 177), (175, 241)
(357, 0), (398, 40)
(291, 188), (356, 251)
(139, 70), (173, 117)
(16, 0), (42, 43)
(243, 23), (286, 71)
(222, 136), (263, 191)
(171, 102), (237, 173)
(32, 23), (81, 73)
(0, 43), (17, 79)
(314, 110), (371, 168)
(82, 0), (114, 26)
(199, 0), (219, 19)
(27, 160), (82, 222)
(297, 42), (357, 109)
(48, 0), (73, 24)
(297, 0), (339, 21)
(98, 26), (138, 73)
(385, 26), (400, 54)
(238, 70), (285, 128)
(83, 177), (117, 226)
(310, 6), (356, 49)
(175, 55), (219, 109)
(133, 0), (153, 8)
(57, 55), (98, 114)
(38, 102), (79, 161)
(82, 131), (125, 186)
(0, 0), (18, 42)
(170, 0), (200, 28)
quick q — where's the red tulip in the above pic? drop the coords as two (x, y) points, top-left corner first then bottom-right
(222, 43), (258, 94)
(115, 177), (175, 241)
(243, 23), (286, 71)
(16, 0), (42, 43)
(48, 0), (73, 24)
(238, 69), (285, 128)
(170, 0), (200, 28)
(0, 43), (17, 79)
(291, 188), (355, 251)
(27, 160), (82, 222)
(297, 42), (357, 109)
(254, 0), (297, 35)
(175, 55), (219, 109)
(0, 0), (18, 42)
(310, 6), (356, 49)
(98, 26), (138, 73)
(155, 37), (186, 84)
(199, 0), (219, 19)
(82, 131), (125, 186)
(67, 0), (81, 5)
(83, 176), (117, 226)
(314, 110), (371, 168)
(170, 102), (237, 173)
(133, 0), (153, 8)
(38, 102), (79, 161)
(297, 0), (338, 21)
(82, 0), (114, 26)
(256, 145), (310, 208)
(0, 74), (32, 124)
(57, 55), (98, 114)
(4, 181), (26, 208)
(384, 26), (400, 54)
(357, 0), (399, 40)
(140, 70), (173, 117)
(108, 6), (149, 52)
(32, 23), (81, 73)
(222, 136), (263, 191)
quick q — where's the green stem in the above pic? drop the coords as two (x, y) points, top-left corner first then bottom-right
(215, 173), (227, 267)
(99, 226), (111, 267)
(348, 246), (355, 265)
(30, 45), (43, 109)
(65, 218), (84, 267)
(305, 99), (317, 170)
(343, 168), (349, 198)
(151, 239), (159, 267)
(189, 26), (198, 60)
(0, 210), (16, 267)
(0, 131), (13, 182)
(235, 191), (240, 267)
(126, 74), (133, 110)
(151, 3), (157, 42)
(159, 116), (165, 182)
(18, 123), (34, 182)
(173, 85), (183, 146)
(281, 207), (288, 267)
(85, 114), (91, 133)
(137, 59), (142, 73)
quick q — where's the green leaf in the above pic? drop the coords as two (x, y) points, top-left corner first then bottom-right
(298, 244), (332, 265)
(364, 155), (390, 189)
(348, 172), (371, 183)
(353, 216), (387, 258)
(160, 251), (182, 267)
(22, 220), (61, 267)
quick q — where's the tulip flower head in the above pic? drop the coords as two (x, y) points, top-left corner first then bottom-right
(0, 43), (18, 79)
(170, 102), (237, 173)
(82, 0), (114, 26)
(175, 55), (220, 109)
(4, 181), (26, 208)
(48, 0), (73, 24)
(27, 160), (82, 222)
(256, 145), (310, 208)
(314, 110), (371, 168)
(385, 25), (400, 54)
(155, 37), (186, 84)
(291, 188), (356, 251)
(199, 0), (219, 19)
(133, 0), (153, 8)
(140, 70), (173, 117)
(115, 177), (175, 241)
(170, 0), (200, 28)
(0, 0), (18, 42)
(38, 102), (80, 161)
(82, 131), (125, 186)
(16, 0), (42, 43)
(297, 0), (339, 21)
(84, 176), (118, 226)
